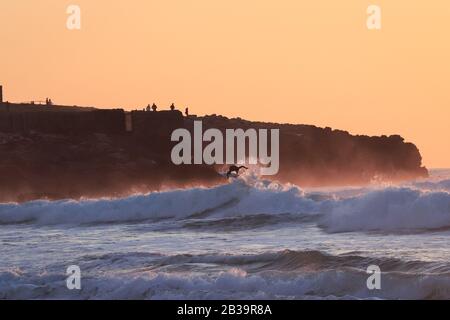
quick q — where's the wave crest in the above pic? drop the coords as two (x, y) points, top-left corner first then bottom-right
(0, 178), (316, 225)
(321, 188), (450, 232)
(2, 175), (450, 234)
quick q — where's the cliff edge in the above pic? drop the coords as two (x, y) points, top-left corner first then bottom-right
(0, 104), (428, 202)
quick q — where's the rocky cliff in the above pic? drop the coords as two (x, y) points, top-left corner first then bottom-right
(196, 115), (428, 186)
(0, 108), (428, 202)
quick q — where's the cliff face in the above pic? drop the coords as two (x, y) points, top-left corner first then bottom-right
(0, 105), (428, 202)
(0, 133), (215, 202)
(195, 116), (428, 186)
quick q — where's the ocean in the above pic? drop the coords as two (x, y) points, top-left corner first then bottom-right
(1, 169), (450, 299)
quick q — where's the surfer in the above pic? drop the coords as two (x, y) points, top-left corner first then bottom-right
(226, 165), (248, 178)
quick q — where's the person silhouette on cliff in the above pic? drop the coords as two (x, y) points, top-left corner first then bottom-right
(226, 165), (248, 178)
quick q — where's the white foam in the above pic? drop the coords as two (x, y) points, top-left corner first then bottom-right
(0, 177), (316, 225)
(0, 182), (243, 225)
(2, 267), (450, 299)
(2, 173), (450, 233)
(321, 188), (450, 232)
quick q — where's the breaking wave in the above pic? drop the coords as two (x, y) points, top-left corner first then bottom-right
(1, 174), (450, 234)
(320, 188), (450, 233)
(0, 177), (317, 226)
(2, 249), (450, 299)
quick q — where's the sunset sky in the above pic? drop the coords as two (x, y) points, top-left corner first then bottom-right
(1, 1), (449, 167)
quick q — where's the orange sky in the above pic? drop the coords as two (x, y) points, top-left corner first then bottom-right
(1, 1), (449, 168)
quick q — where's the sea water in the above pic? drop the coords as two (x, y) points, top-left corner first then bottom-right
(1, 169), (450, 299)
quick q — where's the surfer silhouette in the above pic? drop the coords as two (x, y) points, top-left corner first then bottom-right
(226, 165), (248, 178)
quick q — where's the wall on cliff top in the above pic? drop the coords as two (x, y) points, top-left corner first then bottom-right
(0, 103), (185, 137)
(0, 105), (125, 134)
(130, 110), (184, 136)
